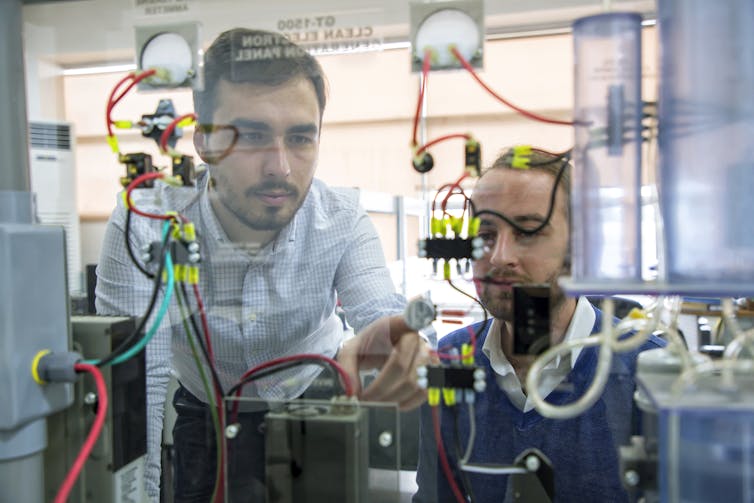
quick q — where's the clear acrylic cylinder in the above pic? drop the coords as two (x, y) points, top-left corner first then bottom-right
(658, 0), (754, 293)
(570, 13), (643, 289)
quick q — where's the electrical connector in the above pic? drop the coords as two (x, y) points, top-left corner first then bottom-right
(442, 388), (456, 406)
(511, 144), (533, 170)
(148, 239), (201, 267)
(468, 216), (480, 237)
(430, 217), (448, 237)
(428, 387), (441, 407)
(32, 350), (82, 384)
(412, 152), (435, 173)
(106, 135), (120, 154)
(628, 307), (647, 319)
(112, 120), (134, 129)
(465, 138), (481, 176)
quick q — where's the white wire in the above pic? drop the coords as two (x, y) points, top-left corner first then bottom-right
(611, 298), (663, 352)
(459, 463), (527, 475)
(460, 401), (476, 464)
(525, 298), (616, 419)
(672, 358), (754, 396)
(721, 298), (754, 361)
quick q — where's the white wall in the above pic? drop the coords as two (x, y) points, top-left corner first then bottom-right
(20, 1), (659, 274)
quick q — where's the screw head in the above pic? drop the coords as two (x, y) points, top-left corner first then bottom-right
(525, 454), (540, 472)
(225, 423), (241, 439)
(378, 431), (393, 448)
(624, 470), (640, 487)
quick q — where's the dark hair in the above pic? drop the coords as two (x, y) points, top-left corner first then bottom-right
(193, 28), (328, 122)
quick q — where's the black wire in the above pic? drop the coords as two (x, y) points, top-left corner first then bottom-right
(97, 227), (171, 368)
(225, 359), (338, 399)
(445, 280), (490, 354)
(470, 150), (570, 238)
(451, 405), (477, 503)
(178, 281), (225, 396)
(125, 209), (155, 279)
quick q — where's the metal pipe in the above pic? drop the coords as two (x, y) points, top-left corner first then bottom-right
(0, 0), (32, 193)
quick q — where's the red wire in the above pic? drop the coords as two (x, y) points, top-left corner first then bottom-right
(192, 284), (215, 364)
(431, 406), (468, 503)
(124, 172), (174, 221)
(106, 74), (136, 136)
(450, 47), (575, 127)
(54, 363), (108, 503)
(106, 69), (158, 139)
(431, 183), (466, 216)
(111, 69), (156, 109)
(213, 382), (225, 503)
(213, 402), (225, 503)
(236, 354), (353, 397)
(412, 49), (433, 148)
(440, 172), (470, 212)
(416, 133), (472, 156)
(181, 282), (224, 503)
(230, 354), (354, 421)
(432, 182), (457, 214)
(160, 113), (197, 153)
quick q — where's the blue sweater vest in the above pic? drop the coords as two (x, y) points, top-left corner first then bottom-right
(414, 306), (666, 503)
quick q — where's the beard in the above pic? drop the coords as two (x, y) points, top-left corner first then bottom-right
(478, 268), (567, 322)
(213, 175), (310, 232)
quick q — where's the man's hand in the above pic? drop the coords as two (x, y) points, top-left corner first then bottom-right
(337, 315), (435, 410)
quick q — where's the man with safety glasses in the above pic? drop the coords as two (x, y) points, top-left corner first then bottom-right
(96, 28), (431, 502)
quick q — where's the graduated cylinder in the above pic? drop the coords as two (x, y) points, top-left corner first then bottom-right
(658, 0), (754, 293)
(570, 12), (643, 287)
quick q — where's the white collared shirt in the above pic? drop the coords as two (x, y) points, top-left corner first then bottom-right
(482, 296), (596, 412)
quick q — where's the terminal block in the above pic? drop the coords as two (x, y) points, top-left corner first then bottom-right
(119, 152), (155, 187)
(424, 365), (483, 390)
(172, 154), (196, 186)
(418, 237), (484, 261)
(465, 138), (481, 177)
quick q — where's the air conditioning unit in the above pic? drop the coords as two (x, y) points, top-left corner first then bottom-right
(29, 120), (82, 294)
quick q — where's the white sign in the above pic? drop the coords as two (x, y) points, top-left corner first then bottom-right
(114, 456), (146, 503)
(134, 0), (193, 17)
(275, 10), (384, 55)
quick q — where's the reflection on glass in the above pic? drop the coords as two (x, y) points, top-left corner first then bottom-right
(195, 124), (239, 163)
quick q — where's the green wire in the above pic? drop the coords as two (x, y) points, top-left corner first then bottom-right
(174, 283), (223, 502)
